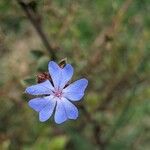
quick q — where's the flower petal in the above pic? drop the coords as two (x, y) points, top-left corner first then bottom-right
(48, 61), (73, 90)
(62, 98), (78, 119)
(48, 61), (61, 89)
(63, 78), (88, 101)
(39, 97), (56, 122)
(59, 64), (74, 89)
(28, 97), (50, 112)
(25, 80), (54, 95)
(28, 96), (56, 122)
(54, 99), (67, 124)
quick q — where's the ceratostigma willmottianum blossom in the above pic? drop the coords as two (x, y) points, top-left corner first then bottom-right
(25, 61), (88, 124)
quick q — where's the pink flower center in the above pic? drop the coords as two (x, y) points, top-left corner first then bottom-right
(54, 90), (62, 98)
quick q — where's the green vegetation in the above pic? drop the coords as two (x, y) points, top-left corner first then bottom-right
(0, 0), (149, 149)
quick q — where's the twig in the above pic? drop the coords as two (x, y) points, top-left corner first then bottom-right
(79, 105), (106, 149)
(98, 71), (131, 111)
(93, 0), (133, 48)
(16, 0), (57, 60)
(97, 28), (146, 111)
(81, 0), (133, 76)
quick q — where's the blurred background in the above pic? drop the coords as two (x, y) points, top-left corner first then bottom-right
(0, 0), (150, 150)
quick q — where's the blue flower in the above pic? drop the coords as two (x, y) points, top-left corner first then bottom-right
(25, 61), (88, 124)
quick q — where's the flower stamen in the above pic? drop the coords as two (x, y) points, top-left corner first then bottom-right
(54, 90), (62, 98)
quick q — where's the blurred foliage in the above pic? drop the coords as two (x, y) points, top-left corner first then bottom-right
(0, 0), (150, 150)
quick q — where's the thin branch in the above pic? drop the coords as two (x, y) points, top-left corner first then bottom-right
(97, 28), (146, 111)
(81, 0), (133, 76)
(93, 0), (133, 48)
(79, 105), (106, 149)
(98, 71), (131, 111)
(16, 0), (57, 60)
